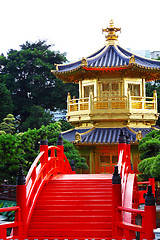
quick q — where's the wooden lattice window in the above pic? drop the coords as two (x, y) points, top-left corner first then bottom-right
(102, 82), (121, 96)
(128, 84), (140, 96)
(102, 83), (109, 92)
(84, 85), (94, 98)
(112, 156), (118, 164)
(100, 155), (110, 164)
(112, 83), (119, 91)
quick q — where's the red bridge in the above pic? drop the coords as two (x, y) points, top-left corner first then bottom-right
(0, 130), (156, 240)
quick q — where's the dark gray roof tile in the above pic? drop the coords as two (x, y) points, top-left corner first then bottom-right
(62, 127), (155, 144)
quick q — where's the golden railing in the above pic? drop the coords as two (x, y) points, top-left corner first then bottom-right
(68, 97), (89, 112)
(130, 96), (156, 111)
(67, 92), (157, 114)
(93, 96), (127, 110)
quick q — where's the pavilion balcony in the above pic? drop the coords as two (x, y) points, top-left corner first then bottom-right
(67, 91), (158, 123)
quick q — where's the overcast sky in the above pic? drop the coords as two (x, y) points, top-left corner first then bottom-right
(1, 0), (160, 61)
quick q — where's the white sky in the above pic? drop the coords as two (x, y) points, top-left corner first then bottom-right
(0, 0), (160, 62)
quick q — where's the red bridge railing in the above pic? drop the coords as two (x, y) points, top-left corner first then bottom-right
(0, 134), (75, 240)
(112, 129), (156, 240)
(0, 130), (157, 240)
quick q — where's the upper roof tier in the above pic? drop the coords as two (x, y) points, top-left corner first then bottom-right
(52, 20), (160, 82)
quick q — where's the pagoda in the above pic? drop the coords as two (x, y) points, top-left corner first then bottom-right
(52, 20), (160, 174)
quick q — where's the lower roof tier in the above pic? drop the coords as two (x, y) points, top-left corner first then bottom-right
(62, 127), (158, 145)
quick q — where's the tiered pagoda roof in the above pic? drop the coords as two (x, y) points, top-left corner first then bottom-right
(52, 20), (160, 82)
(62, 127), (157, 145)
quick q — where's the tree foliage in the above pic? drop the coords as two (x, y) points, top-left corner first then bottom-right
(0, 122), (88, 184)
(20, 105), (54, 131)
(58, 119), (74, 132)
(0, 83), (13, 122)
(0, 133), (25, 184)
(0, 40), (79, 128)
(0, 114), (19, 134)
(138, 130), (160, 179)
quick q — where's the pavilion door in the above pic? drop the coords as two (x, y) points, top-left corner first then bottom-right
(100, 155), (118, 174)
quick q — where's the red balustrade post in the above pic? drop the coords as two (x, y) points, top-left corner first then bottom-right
(118, 129), (126, 164)
(112, 165), (122, 238)
(40, 139), (48, 166)
(0, 228), (6, 240)
(143, 185), (156, 240)
(149, 178), (155, 197)
(126, 135), (132, 173)
(16, 165), (27, 238)
(57, 133), (64, 173)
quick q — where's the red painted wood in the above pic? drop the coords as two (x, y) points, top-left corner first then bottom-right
(27, 174), (113, 239)
(143, 205), (156, 240)
(0, 138), (156, 240)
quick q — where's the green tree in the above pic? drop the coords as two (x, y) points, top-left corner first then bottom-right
(0, 122), (87, 184)
(138, 130), (160, 179)
(0, 133), (25, 184)
(20, 123), (88, 179)
(58, 119), (74, 132)
(0, 40), (78, 126)
(0, 83), (13, 122)
(20, 105), (54, 131)
(0, 114), (19, 134)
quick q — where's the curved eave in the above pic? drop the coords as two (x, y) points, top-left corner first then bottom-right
(75, 141), (138, 146)
(82, 65), (131, 72)
(131, 64), (160, 81)
(53, 64), (160, 73)
(52, 65), (133, 82)
(52, 63), (160, 82)
(51, 66), (83, 82)
(52, 65), (82, 75)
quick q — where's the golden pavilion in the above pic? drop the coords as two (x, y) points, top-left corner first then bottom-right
(52, 20), (160, 174)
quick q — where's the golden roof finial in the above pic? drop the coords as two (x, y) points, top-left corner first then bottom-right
(102, 20), (121, 44)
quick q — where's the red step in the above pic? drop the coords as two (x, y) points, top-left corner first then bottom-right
(27, 238), (112, 240)
(31, 215), (112, 222)
(27, 174), (113, 239)
(32, 209), (112, 216)
(35, 204), (111, 210)
(37, 200), (112, 206)
(28, 229), (112, 238)
(29, 221), (112, 229)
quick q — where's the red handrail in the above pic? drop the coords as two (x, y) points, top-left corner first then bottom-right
(26, 151), (45, 184)
(0, 141), (75, 239)
(138, 178), (155, 204)
(115, 204), (156, 240)
(113, 134), (156, 240)
(117, 206), (144, 215)
(0, 206), (22, 240)
(26, 144), (75, 228)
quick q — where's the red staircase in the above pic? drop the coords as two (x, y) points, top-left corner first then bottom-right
(0, 132), (157, 240)
(27, 174), (113, 239)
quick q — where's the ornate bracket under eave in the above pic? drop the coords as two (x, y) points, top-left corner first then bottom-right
(81, 57), (87, 67)
(74, 127), (95, 143)
(129, 55), (135, 64)
(127, 125), (143, 141)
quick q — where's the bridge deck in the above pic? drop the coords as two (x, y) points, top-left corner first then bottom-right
(51, 174), (113, 180)
(27, 174), (113, 239)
